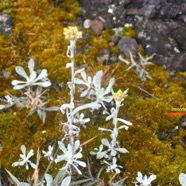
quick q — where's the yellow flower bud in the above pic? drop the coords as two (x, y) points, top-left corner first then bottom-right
(113, 89), (128, 101)
(64, 26), (82, 40)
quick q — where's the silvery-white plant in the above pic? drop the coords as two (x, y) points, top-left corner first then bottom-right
(126, 52), (155, 81)
(7, 26), (131, 185)
(11, 58), (51, 90)
(134, 171), (156, 186)
(0, 58), (59, 123)
(179, 173), (186, 186)
(57, 26), (118, 181)
(90, 89), (132, 174)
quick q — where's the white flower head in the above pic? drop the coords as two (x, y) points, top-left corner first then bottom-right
(12, 145), (36, 170)
(42, 145), (54, 161)
(55, 140), (86, 174)
(135, 171), (156, 186)
(12, 58), (51, 90)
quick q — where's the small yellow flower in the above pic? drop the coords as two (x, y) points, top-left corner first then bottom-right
(64, 26), (82, 40)
(113, 89), (128, 101)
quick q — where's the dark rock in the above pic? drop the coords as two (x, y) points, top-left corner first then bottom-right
(182, 136), (186, 153)
(179, 116), (186, 129)
(79, 0), (186, 71)
(158, 132), (169, 140)
(99, 48), (112, 55)
(117, 37), (138, 57)
(111, 35), (121, 45)
(171, 126), (179, 136)
(103, 16), (114, 29)
(96, 54), (110, 65)
(165, 53), (186, 71)
(77, 17), (84, 26)
(109, 56), (118, 63)
(172, 25), (186, 52)
(90, 19), (104, 36)
(0, 14), (13, 36)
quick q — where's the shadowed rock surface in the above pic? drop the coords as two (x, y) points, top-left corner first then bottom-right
(79, 0), (186, 71)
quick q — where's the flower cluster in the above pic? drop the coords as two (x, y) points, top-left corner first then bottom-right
(64, 26), (82, 40)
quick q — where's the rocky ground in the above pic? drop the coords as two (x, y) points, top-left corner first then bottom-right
(0, 0), (185, 71)
(79, 0), (186, 71)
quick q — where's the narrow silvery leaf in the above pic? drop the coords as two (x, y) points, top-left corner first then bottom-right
(80, 70), (87, 80)
(60, 103), (72, 114)
(11, 80), (24, 85)
(117, 118), (132, 126)
(6, 169), (20, 185)
(15, 66), (29, 80)
(105, 114), (114, 121)
(35, 81), (51, 87)
(101, 138), (110, 147)
(13, 84), (27, 90)
(66, 63), (72, 68)
(71, 178), (93, 185)
(29, 71), (37, 82)
(0, 105), (5, 110)
(45, 174), (54, 186)
(93, 70), (103, 89)
(72, 102), (100, 116)
(41, 110), (47, 123)
(35, 69), (48, 81)
(80, 89), (89, 97)
(28, 58), (35, 74)
(43, 107), (60, 111)
(54, 169), (67, 185)
(179, 173), (186, 186)
(75, 160), (86, 168)
(148, 174), (156, 183)
(104, 78), (115, 95)
(74, 78), (86, 85)
(118, 125), (129, 130)
(98, 127), (112, 132)
(74, 68), (85, 76)
(18, 183), (31, 186)
(115, 147), (129, 154)
(61, 176), (71, 186)
(74, 140), (80, 151)
(97, 151), (107, 159)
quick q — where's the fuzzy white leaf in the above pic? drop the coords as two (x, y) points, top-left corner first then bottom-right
(179, 173), (186, 186)
(28, 58), (35, 74)
(45, 174), (54, 186)
(15, 66), (29, 80)
(61, 176), (71, 186)
(34, 69), (48, 81)
(115, 147), (129, 154)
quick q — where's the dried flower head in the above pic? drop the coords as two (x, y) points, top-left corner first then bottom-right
(64, 26), (82, 40)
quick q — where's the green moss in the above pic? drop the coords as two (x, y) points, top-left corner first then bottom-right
(123, 26), (137, 39)
(138, 44), (145, 55)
